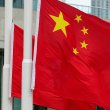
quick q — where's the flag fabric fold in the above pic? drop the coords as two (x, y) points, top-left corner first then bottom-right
(33, 0), (110, 109)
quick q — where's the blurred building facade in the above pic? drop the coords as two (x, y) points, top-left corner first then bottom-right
(91, 0), (110, 20)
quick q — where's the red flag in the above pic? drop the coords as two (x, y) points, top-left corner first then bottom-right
(11, 24), (23, 98)
(10, 24), (34, 98)
(11, 25), (96, 110)
(33, 0), (110, 109)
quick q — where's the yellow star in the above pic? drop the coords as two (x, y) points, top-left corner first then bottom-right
(80, 40), (88, 49)
(73, 48), (79, 55)
(50, 11), (70, 37)
(81, 26), (88, 35)
(74, 15), (82, 23)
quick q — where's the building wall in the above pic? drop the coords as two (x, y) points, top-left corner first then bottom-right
(0, 7), (37, 49)
(91, 0), (110, 20)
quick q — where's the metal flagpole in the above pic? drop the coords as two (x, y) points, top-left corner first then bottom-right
(1, 0), (13, 110)
(31, 0), (41, 90)
(22, 0), (33, 109)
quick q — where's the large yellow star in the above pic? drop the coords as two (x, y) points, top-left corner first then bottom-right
(74, 15), (82, 23)
(73, 48), (79, 55)
(50, 11), (70, 37)
(80, 40), (88, 49)
(81, 26), (88, 35)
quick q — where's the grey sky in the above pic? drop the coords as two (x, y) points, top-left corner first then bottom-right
(65, 0), (91, 6)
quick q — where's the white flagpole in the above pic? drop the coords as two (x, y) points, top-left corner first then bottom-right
(1, 0), (13, 110)
(31, 0), (41, 90)
(9, 24), (14, 98)
(22, 0), (33, 109)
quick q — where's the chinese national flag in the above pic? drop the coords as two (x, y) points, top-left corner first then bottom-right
(11, 25), (96, 110)
(33, 0), (110, 109)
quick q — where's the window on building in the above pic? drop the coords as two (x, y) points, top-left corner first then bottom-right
(106, 0), (109, 8)
(0, 0), (37, 10)
(92, 0), (96, 7)
(33, 0), (37, 10)
(0, 0), (24, 8)
(0, 0), (4, 7)
(105, 0), (109, 19)
(106, 10), (108, 19)
(97, 8), (101, 17)
(13, 0), (24, 8)
(13, 98), (21, 110)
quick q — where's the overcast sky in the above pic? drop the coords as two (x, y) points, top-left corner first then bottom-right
(65, 0), (91, 6)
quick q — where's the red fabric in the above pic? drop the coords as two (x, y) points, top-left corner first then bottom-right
(11, 25), (23, 98)
(11, 25), (96, 109)
(33, 0), (110, 109)
(11, 24), (34, 98)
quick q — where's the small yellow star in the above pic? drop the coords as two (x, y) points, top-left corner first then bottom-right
(73, 48), (79, 55)
(80, 40), (88, 49)
(74, 15), (82, 23)
(81, 26), (88, 35)
(50, 11), (70, 37)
